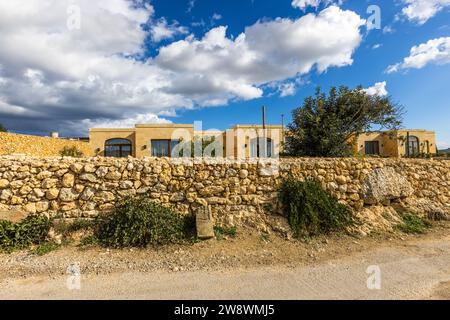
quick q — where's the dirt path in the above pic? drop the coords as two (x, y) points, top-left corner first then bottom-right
(1, 225), (449, 300)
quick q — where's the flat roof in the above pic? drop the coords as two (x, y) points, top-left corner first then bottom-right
(135, 124), (193, 128)
(361, 129), (435, 134)
(232, 124), (284, 129)
(89, 128), (136, 132)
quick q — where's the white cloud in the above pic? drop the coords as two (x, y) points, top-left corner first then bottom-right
(150, 18), (188, 42)
(291, 0), (339, 10)
(0, 2), (365, 135)
(279, 82), (297, 97)
(212, 13), (222, 21)
(383, 25), (395, 34)
(402, 0), (450, 24)
(372, 44), (382, 50)
(363, 81), (388, 96)
(187, 0), (196, 13)
(72, 113), (171, 132)
(387, 37), (450, 73)
(157, 6), (365, 99)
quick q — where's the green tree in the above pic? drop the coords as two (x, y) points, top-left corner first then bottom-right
(286, 86), (404, 157)
(0, 123), (7, 132)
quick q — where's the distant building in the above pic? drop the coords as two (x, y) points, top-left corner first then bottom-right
(355, 130), (437, 157)
(89, 124), (436, 159)
(89, 123), (284, 159)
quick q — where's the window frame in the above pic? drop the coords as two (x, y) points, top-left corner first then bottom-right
(364, 141), (380, 155)
(104, 138), (133, 158)
(406, 136), (419, 156)
(151, 139), (181, 157)
(250, 137), (273, 158)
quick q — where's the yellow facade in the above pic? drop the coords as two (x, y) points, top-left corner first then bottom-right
(355, 130), (437, 157)
(90, 125), (436, 159)
(89, 124), (284, 158)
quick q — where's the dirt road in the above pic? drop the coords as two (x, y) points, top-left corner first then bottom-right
(1, 231), (449, 300)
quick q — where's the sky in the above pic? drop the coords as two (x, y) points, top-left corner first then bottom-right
(0, 0), (449, 149)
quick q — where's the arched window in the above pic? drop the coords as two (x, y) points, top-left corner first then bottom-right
(250, 137), (273, 158)
(406, 136), (419, 156)
(105, 138), (132, 157)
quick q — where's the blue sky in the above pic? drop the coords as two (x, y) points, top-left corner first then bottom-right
(0, 0), (449, 148)
(152, 0), (450, 148)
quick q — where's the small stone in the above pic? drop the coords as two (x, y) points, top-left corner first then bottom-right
(70, 163), (83, 173)
(36, 201), (49, 213)
(239, 169), (249, 179)
(24, 202), (36, 214)
(79, 173), (97, 182)
(62, 173), (75, 188)
(84, 164), (96, 173)
(37, 171), (52, 180)
(46, 188), (60, 200)
(336, 176), (347, 185)
(0, 179), (9, 189)
(59, 188), (79, 202)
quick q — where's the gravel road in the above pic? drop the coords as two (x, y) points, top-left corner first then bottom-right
(1, 233), (449, 300)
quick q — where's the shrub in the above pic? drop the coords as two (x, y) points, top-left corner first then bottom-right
(0, 215), (51, 253)
(214, 226), (237, 240)
(279, 178), (353, 237)
(30, 241), (61, 256)
(60, 146), (83, 157)
(396, 214), (431, 234)
(94, 196), (192, 247)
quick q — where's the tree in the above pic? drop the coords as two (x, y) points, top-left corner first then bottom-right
(0, 123), (6, 132)
(286, 86), (404, 157)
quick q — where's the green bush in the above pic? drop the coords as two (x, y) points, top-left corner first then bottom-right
(0, 215), (51, 253)
(279, 178), (353, 237)
(60, 146), (83, 157)
(30, 241), (61, 256)
(396, 214), (431, 234)
(214, 226), (237, 240)
(94, 196), (192, 247)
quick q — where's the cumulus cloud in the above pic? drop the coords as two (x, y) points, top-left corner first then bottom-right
(401, 0), (450, 24)
(279, 82), (298, 97)
(0, 0), (186, 135)
(387, 37), (450, 73)
(0, 2), (365, 135)
(69, 113), (172, 134)
(363, 81), (388, 96)
(157, 6), (364, 99)
(150, 18), (188, 42)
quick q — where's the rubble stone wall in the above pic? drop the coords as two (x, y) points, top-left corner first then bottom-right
(0, 156), (449, 232)
(0, 132), (91, 157)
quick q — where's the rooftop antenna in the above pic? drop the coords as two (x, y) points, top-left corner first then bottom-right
(262, 105), (266, 129)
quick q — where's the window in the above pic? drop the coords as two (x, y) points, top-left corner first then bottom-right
(250, 137), (273, 158)
(365, 141), (380, 155)
(104, 139), (132, 158)
(151, 139), (180, 157)
(406, 136), (419, 156)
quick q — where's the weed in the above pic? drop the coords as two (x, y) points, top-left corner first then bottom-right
(214, 226), (237, 240)
(60, 146), (83, 157)
(94, 196), (193, 248)
(396, 214), (432, 234)
(278, 178), (353, 238)
(30, 241), (61, 256)
(0, 215), (51, 253)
